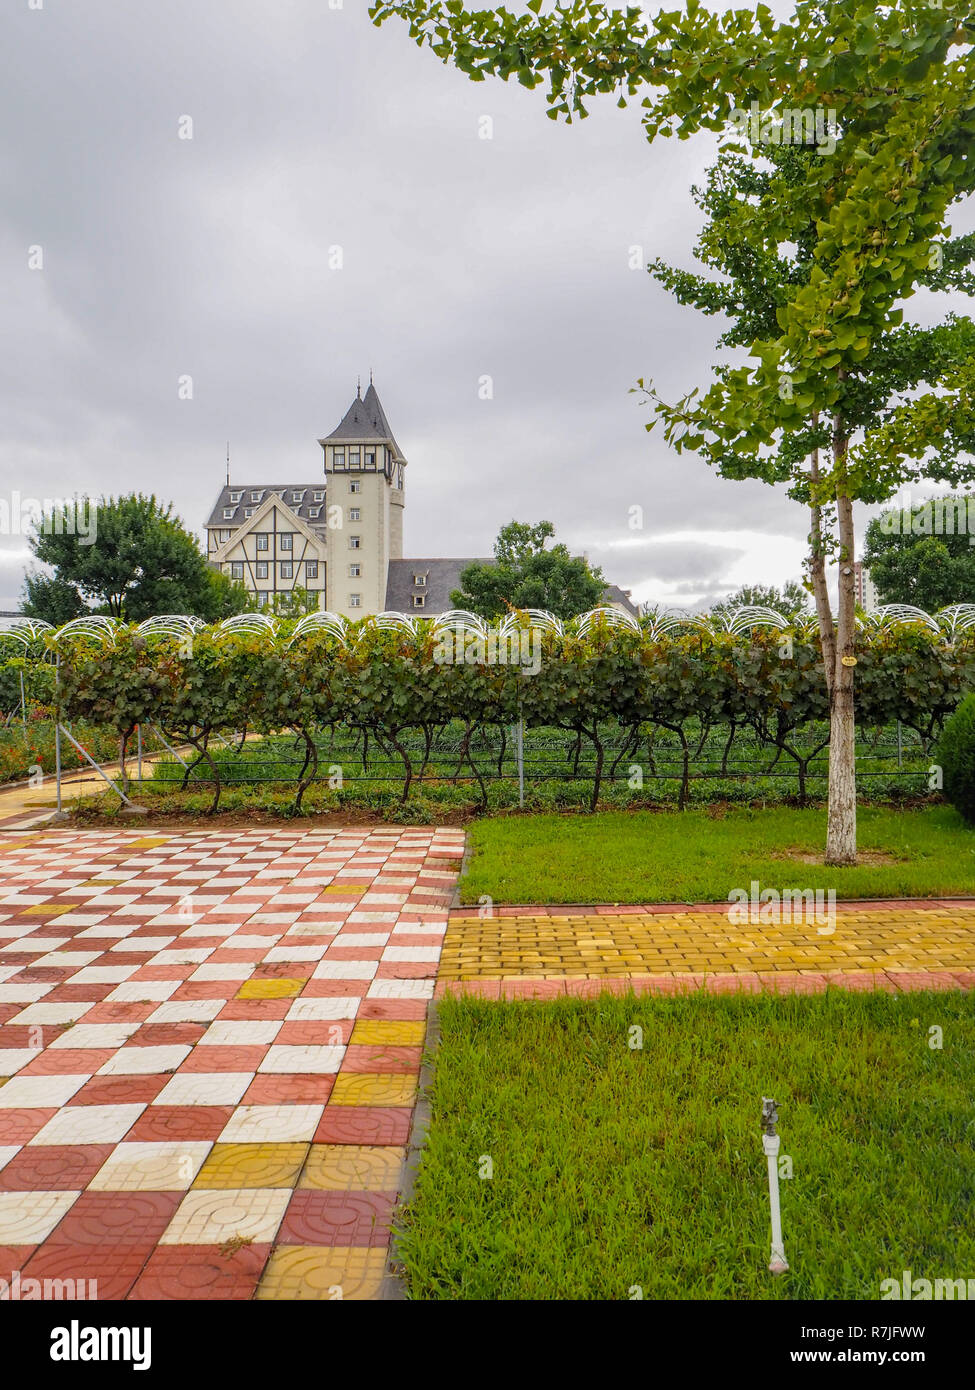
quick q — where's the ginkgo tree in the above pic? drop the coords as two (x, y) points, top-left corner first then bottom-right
(371, 0), (975, 863)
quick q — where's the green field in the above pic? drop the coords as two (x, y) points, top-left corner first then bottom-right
(396, 991), (975, 1300)
(459, 804), (975, 902)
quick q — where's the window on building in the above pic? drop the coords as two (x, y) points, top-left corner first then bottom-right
(349, 594), (361, 608)
(397, 464), (404, 490)
(280, 533), (293, 551)
(281, 562), (293, 579)
(349, 480), (360, 494)
(244, 508), (254, 519)
(308, 506), (321, 518)
(349, 564), (360, 577)
(219, 529), (231, 542)
(350, 536), (361, 550)
(412, 595), (426, 608)
(256, 561), (268, 579)
(292, 491), (304, 503)
(365, 449), (376, 469)
(313, 490), (324, 502)
(229, 491), (242, 503)
(305, 561), (318, 579)
(223, 507), (235, 520)
(414, 574), (427, 586)
(333, 448), (346, 470)
(231, 562), (244, 579)
(257, 591), (268, 607)
(348, 508), (360, 521)
(349, 447), (360, 468)
(250, 490), (262, 502)
(256, 534), (268, 551)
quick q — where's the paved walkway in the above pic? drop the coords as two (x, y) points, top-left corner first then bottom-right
(436, 902), (975, 998)
(0, 826), (463, 1300)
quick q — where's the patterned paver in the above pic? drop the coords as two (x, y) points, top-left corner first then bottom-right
(0, 825), (463, 1299)
(436, 903), (975, 998)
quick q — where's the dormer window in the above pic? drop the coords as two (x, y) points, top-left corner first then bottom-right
(229, 491), (242, 503)
(412, 594), (426, 608)
(308, 506), (321, 518)
(292, 490), (304, 503)
(250, 490), (262, 502)
(244, 508), (254, 518)
(313, 490), (324, 501)
(413, 574), (427, 587)
(223, 508), (235, 520)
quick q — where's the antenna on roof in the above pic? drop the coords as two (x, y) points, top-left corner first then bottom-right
(356, 375), (361, 399)
(226, 442), (230, 486)
(369, 367), (374, 386)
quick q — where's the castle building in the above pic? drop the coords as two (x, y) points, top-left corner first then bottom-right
(205, 381), (636, 618)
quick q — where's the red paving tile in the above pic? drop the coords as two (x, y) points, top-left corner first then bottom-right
(50, 1191), (182, 1246)
(128, 1242), (270, 1300)
(0, 1145), (115, 1191)
(313, 1106), (413, 1146)
(126, 1106), (235, 1142)
(0, 1109), (59, 1144)
(20, 1243), (150, 1299)
(277, 1189), (396, 1247)
(241, 1074), (335, 1105)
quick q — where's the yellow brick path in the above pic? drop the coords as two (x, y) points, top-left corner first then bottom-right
(438, 907), (975, 989)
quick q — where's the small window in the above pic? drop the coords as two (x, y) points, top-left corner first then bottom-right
(349, 480), (361, 494)
(292, 490), (304, 503)
(412, 594), (426, 608)
(333, 448), (346, 470)
(256, 534), (268, 551)
(350, 536), (361, 550)
(257, 591), (269, 607)
(349, 594), (361, 608)
(313, 490), (325, 502)
(244, 507), (254, 519)
(223, 507), (235, 520)
(256, 561), (268, 579)
(365, 449), (376, 470)
(349, 508), (360, 522)
(229, 491), (242, 503)
(306, 561), (318, 579)
(349, 447), (360, 468)
(308, 506), (321, 518)
(231, 562), (244, 579)
(414, 574), (426, 587)
(219, 529), (231, 542)
(280, 534), (293, 551)
(281, 561), (293, 579)
(250, 490), (262, 502)
(349, 564), (360, 578)
(397, 464), (404, 490)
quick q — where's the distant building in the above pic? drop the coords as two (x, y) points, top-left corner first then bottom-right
(205, 381), (637, 618)
(854, 561), (879, 613)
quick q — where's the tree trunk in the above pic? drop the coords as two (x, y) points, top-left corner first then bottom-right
(807, 419), (836, 698)
(825, 426), (858, 865)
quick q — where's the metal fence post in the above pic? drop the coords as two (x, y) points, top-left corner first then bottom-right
(517, 712), (524, 809)
(137, 724), (143, 784)
(897, 720), (902, 768)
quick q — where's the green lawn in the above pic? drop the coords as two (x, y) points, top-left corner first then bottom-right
(397, 992), (975, 1300)
(459, 804), (975, 903)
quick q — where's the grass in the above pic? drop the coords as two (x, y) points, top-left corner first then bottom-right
(397, 991), (975, 1300)
(459, 804), (975, 903)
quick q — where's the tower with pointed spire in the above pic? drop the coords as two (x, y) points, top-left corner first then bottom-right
(317, 379), (406, 618)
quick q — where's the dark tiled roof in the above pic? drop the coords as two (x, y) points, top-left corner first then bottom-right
(204, 485), (328, 533)
(320, 383), (404, 459)
(385, 558), (490, 614)
(385, 560), (639, 617)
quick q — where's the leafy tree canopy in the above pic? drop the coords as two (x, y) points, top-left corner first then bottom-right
(709, 580), (810, 623)
(864, 495), (975, 609)
(22, 494), (250, 624)
(451, 519), (606, 620)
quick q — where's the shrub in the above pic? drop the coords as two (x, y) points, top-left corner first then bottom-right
(937, 693), (975, 824)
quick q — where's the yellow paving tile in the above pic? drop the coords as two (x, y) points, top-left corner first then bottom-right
(350, 1019), (426, 1046)
(237, 978), (305, 999)
(300, 1144), (405, 1191)
(193, 1143), (309, 1189)
(21, 903), (77, 915)
(256, 1245), (387, 1300)
(125, 837), (172, 848)
(329, 1073), (418, 1107)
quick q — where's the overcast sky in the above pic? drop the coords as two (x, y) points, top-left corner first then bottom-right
(2, 0), (973, 614)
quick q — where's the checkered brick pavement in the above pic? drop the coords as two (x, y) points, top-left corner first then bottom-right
(0, 826), (463, 1299)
